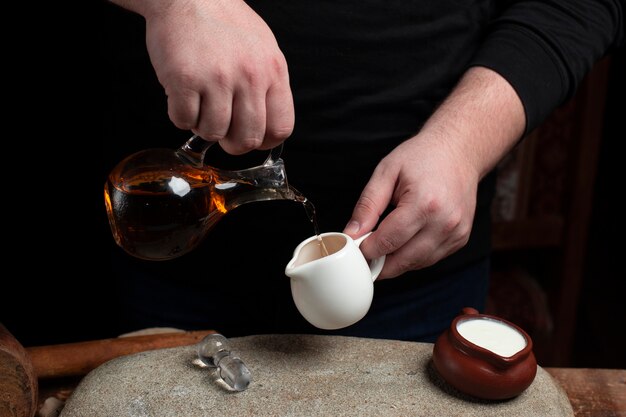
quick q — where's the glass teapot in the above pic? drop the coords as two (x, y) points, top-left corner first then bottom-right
(104, 135), (306, 261)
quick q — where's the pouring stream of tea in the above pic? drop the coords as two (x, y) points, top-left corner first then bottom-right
(178, 135), (331, 258)
(298, 193), (330, 258)
(180, 134), (330, 259)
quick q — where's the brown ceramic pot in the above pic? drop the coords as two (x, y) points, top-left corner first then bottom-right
(432, 307), (537, 400)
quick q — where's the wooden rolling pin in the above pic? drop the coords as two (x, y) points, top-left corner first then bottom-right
(26, 330), (216, 379)
(2, 326), (215, 417)
(1, 323), (38, 417)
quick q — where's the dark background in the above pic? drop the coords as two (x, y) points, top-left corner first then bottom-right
(570, 49), (625, 368)
(1, 4), (623, 369)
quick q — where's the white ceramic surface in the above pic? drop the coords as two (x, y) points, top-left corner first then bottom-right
(285, 232), (385, 329)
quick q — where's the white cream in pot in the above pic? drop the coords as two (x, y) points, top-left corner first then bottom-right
(456, 318), (527, 357)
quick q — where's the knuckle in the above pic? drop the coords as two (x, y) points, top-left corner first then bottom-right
(419, 253), (436, 268)
(211, 67), (232, 90)
(234, 137), (263, 154)
(397, 252), (436, 272)
(376, 234), (399, 254)
(396, 259), (419, 273)
(196, 131), (224, 142)
(423, 196), (442, 217)
(267, 100), (294, 141)
(266, 124), (293, 140)
(240, 63), (263, 87)
(243, 136), (264, 148)
(269, 53), (289, 77)
(257, 138), (283, 151)
(442, 213), (462, 235)
(420, 257), (438, 269)
(164, 66), (201, 90)
(196, 113), (231, 141)
(168, 104), (195, 130)
(457, 226), (472, 247)
(449, 218), (472, 246)
(417, 250), (440, 269)
(169, 111), (194, 130)
(355, 194), (380, 216)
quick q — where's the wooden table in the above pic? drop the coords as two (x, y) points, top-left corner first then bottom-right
(545, 368), (626, 417)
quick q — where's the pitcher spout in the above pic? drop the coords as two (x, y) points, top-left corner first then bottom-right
(284, 234), (328, 280)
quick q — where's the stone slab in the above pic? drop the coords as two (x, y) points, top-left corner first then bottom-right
(60, 334), (573, 417)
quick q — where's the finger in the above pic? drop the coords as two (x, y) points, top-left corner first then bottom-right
(262, 79), (295, 149)
(377, 218), (471, 279)
(192, 87), (233, 141)
(220, 86), (266, 155)
(167, 87), (201, 131)
(343, 167), (396, 239)
(360, 204), (425, 261)
(376, 226), (438, 279)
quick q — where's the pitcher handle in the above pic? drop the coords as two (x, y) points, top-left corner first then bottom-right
(354, 232), (386, 281)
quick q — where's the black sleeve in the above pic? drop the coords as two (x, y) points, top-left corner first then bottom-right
(470, 0), (625, 133)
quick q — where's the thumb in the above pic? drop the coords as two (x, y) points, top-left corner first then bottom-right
(343, 168), (394, 239)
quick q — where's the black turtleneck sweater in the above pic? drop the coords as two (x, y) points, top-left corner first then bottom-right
(101, 0), (624, 323)
(237, 0), (625, 273)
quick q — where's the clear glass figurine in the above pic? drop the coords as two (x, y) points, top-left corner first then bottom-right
(197, 333), (251, 392)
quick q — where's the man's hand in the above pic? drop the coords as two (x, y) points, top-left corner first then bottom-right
(344, 67), (526, 279)
(344, 133), (479, 278)
(113, 0), (294, 154)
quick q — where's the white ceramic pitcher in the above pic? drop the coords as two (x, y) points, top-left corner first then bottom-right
(285, 232), (385, 330)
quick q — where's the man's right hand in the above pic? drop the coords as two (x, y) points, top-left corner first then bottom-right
(113, 0), (295, 154)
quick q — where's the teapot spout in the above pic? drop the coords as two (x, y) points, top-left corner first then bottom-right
(212, 157), (298, 210)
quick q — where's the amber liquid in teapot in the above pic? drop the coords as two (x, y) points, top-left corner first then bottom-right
(105, 142), (328, 260)
(106, 168), (225, 260)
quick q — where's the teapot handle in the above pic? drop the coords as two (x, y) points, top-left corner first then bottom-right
(354, 232), (386, 281)
(177, 135), (283, 168)
(176, 134), (216, 168)
(263, 143), (284, 166)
